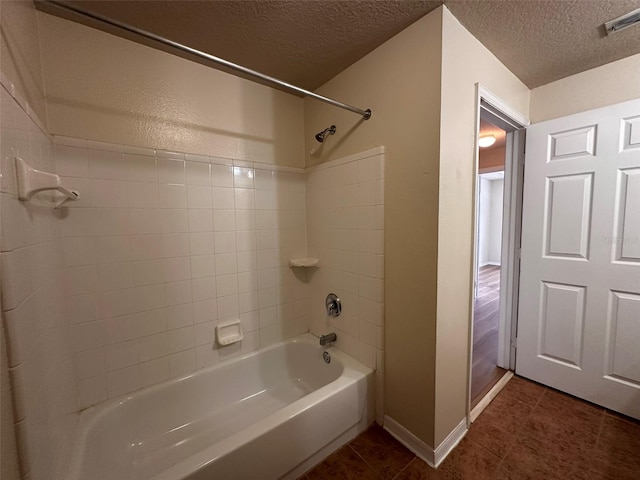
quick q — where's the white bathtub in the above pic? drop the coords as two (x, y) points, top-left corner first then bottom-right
(67, 334), (374, 480)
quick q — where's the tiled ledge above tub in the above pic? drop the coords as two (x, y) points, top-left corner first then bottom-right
(52, 135), (306, 174)
(304, 146), (385, 174)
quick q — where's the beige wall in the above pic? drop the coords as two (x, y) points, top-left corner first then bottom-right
(436, 8), (529, 445)
(530, 53), (640, 123)
(0, 0), (47, 123)
(305, 9), (443, 446)
(479, 146), (505, 172)
(36, 12), (305, 168)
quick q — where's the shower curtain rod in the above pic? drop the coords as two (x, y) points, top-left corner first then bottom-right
(42, 1), (373, 120)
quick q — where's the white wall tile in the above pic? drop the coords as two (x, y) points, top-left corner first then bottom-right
(94, 235), (131, 263)
(157, 158), (185, 184)
(216, 274), (238, 297)
(167, 326), (195, 354)
(234, 188), (254, 210)
(168, 349), (195, 377)
(165, 303), (194, 330)
(187, 185), (212, 209)
(217, 294), (239, 319)
(190, 255), (215, 278)
(163, 257), (191, 282)
(191, 277), (216, 301)
(97, 262), (133, 291)
(233, 166), (254, 188)
(215, 252), (238, 275)
(187, 209), (213, 232)
(88, 149), (126, 180)
(93, 208), (130, 235)
(210, 164), (234, 187)
(107, 365), (141, 397)
(235, 233), (257, 259)
(63, 236), (95, 266)
(162, 209), (189, 233)
(164, 280), (192, 306)
(55, 144), (89, 177)
(125, 154), (156, 183)
(162, 233), (190, 258)
(130, 234), (163, 260)
(186, 161), (210, 186)
(213, 209), (236, 231)
(159, 184), (187, 209)
(91, 179), (128, 208)
(214, 231), (236, 253)
(189, 232), (214, 256)
(132, 259), (164, 286)
(236, 250), (256, 273)
(139, 357), (170, 387)
(127, 182), (159, 208)
(79, 375), (107, 408)
(211, 187), (235, 210)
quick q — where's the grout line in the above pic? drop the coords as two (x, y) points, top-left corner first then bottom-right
(346, 444), (379, 475)
(390, 456), (416, 480)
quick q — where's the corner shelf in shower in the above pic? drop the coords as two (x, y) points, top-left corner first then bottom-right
(289, 258), (320, 268)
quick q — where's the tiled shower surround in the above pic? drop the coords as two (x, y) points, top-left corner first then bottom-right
(1, 82), (386, 478)
(1, 85), (77, 479)
(55, 137), (309, 408)
(306, 148), (385, 424)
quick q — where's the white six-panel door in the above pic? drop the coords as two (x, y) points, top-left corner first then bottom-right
(517, 98), (640, 419)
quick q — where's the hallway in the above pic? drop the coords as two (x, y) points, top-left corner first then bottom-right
(471, 265), (506, 407)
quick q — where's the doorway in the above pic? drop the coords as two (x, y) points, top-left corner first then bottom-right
(469, 85), (528, 415)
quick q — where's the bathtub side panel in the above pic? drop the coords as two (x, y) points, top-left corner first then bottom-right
(184, 373), (373, 480)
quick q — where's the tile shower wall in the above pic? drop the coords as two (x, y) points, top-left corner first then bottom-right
(0, 84), (78, 478)
(54, 136), (309, 408)
(306, 147), (385, 423)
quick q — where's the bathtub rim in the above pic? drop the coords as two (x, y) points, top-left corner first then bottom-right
(65, 333), (373, 480)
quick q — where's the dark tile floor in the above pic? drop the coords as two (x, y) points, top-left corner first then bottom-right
(298, 376), (640, 479)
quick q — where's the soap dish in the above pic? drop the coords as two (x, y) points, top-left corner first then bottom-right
(216, 319), (244, 346)
(289, 257), (320, 268)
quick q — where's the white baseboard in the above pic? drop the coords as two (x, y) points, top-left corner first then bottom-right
(470, 370), (513, 423)
(480, 261), (501, 267)
(433, 418), (467, 467)
(383, 416), (467, 468)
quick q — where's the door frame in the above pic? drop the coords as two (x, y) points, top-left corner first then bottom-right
(467, 84), (529, 420)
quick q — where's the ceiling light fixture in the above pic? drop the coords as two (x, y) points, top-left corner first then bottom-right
(605, 7), (640, 35)
(478, 135), (496, 148)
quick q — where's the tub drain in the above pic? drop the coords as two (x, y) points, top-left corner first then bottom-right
(323, 351), (331, 364)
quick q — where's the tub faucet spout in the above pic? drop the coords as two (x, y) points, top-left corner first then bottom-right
(319, 333), (337, 346)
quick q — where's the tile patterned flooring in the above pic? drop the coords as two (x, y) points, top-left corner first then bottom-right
(299, 376), (640, 479)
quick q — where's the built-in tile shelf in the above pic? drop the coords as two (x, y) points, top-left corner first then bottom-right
(289, 258), (320, 268)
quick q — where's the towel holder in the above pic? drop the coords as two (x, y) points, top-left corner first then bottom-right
(15, 157), (80, 209)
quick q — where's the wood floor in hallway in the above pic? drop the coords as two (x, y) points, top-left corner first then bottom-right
(471, 265), (506, 408)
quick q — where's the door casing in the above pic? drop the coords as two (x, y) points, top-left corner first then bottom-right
(467, 84), (529, 422)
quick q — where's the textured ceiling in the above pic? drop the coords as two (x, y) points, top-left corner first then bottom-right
(447, 0), (640, 88)
(37, 0), (640, 91)
(38, 0), (442, 91)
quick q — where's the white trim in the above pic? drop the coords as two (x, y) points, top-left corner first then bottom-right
(480, 261), (501, 267)
(469, 371), (513, 423)
(434, 418), (468, 467)
(477, 84), (530, 127)
(383, 416), (435, 467)
(51, 135), (307, 174)
(383, 416), (467, 468)
(304, 146), (385, 173)
(467, 84), (529, 425)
